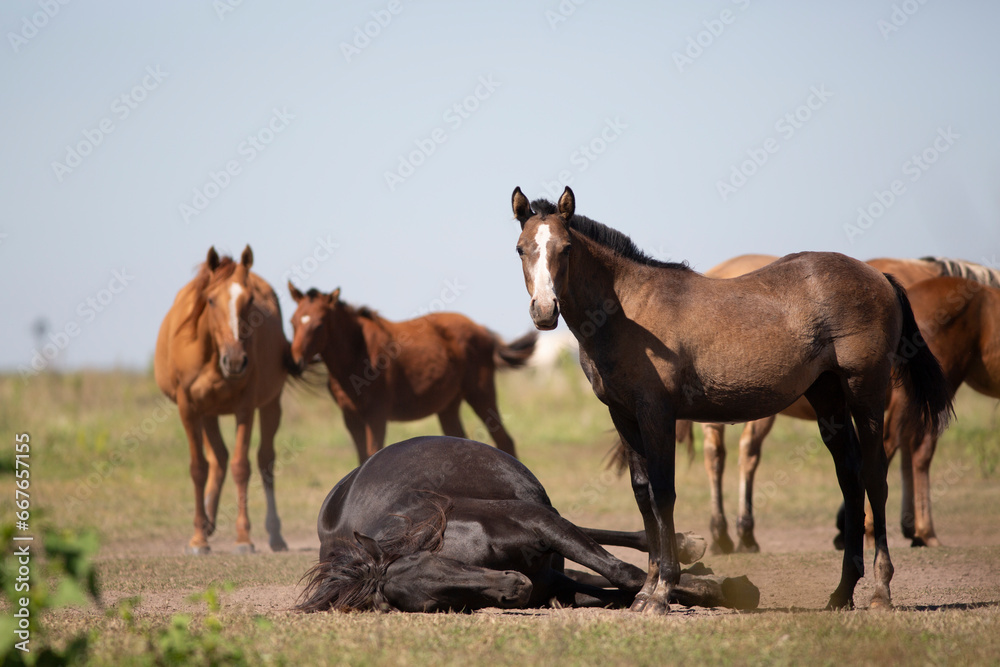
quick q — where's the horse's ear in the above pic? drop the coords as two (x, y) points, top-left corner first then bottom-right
(206, 247), (220, 271)
(354, 532), (383, 559)
(557, 187), (575, 221)
(329, 287), (341, 304)
(288, 281), (304, 303)
(240, 245), (254, 269)
(512, 187), (533, 227)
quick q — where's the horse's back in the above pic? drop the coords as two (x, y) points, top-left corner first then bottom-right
(706, 254), (778, 279)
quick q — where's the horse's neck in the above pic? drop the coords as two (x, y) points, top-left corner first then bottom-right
(321, 310), (379, 378)
(559, 237), (625, 337)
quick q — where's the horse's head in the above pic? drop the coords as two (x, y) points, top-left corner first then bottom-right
(297, 532), (532, 614)
(383, 549), (532, 612)
(512, 186), (575, 330)
(201, 245), (255, 379)
(288, 284), (341, 370)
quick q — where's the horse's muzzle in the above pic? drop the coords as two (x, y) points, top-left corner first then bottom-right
(220, 351), (249, 378)
(529, 298), (559, 331)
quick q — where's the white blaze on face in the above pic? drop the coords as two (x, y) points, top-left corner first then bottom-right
(228, 282), (244, 340)
(531, 223), (556, 305)
(300, 315), (311, 325)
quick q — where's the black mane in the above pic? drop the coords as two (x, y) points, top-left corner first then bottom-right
(296, 493), (452, 613)
(529, 198), (689, 270)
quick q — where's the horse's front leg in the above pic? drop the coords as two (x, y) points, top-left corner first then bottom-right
(231, 407), (255, 553)
(258, 396), (288, 552)
(178, 395), (211, 554)
(609, 408), (660, 610)
(635, 406), (679, 614)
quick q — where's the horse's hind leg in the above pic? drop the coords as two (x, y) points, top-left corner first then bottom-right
(258, 396), (288, 552)
(736, 416), (773, 553)
(910, 429), (940, 547)
(702, 423), (734, 555)
(850, 396), (894, 609)
(497, 500), (646, 592)
(464, 374), (517, 458)
(202, 417), (228, 537)
(437, 398), (467, 439)
(805, 374), (865, 609)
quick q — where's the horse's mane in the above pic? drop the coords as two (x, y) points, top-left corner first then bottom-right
(176, 256), (240, 336)
(295, 492), (453, 613)
(530, 198), (689, 271)
(922, 256), (1000, 288)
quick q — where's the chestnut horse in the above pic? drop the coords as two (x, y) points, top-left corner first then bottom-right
(155, 246), (298, 554)
(688, 255), (1000, 554)
(511, 186), (952, 612)
(296, 437), (744, 613)
(881, 275), (1000, 546)
(288, 284), (536, 462)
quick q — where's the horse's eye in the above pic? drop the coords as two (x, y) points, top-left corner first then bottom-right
(207, 297), (215, 307)
(560, 245), (572, 256)
(516, 246), (525, 257)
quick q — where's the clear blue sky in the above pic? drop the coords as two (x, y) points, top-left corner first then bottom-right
(2, 1), (998, 373)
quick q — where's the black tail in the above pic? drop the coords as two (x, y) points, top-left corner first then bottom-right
(886, 274), (954, 434)
(493, 330), (538, 368)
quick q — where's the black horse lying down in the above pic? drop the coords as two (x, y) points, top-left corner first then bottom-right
(297, 437), (747, 613)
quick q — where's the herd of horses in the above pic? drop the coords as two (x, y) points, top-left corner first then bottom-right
(152, 186), (998, 613)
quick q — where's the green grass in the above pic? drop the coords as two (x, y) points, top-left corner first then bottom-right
(2, 367), (999, 665)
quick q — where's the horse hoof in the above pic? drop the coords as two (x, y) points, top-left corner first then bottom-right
(868, 596), (893, 611)
(186, 544), (211, 556)
(709, 536), (735, 556)
(735, 540), (760, 554)
(638, 598), (670, 615)
(911, 536), (940, 548)
(677, 532), (707, 564)
(270, 537), (289, 552)
(825, 594), (855, 611)
(234, 543), (255, 555)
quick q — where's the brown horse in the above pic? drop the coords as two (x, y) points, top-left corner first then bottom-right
(511, 186), (952, 612)
(287, 284), (536, 462)
(691, 255), (1000, 554)
(155, 246), (298, 554)
(884, 276), (1000, 546)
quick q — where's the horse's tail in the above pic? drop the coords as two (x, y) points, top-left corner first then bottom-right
(886, 274), (954, 435)
(492, 330), (538, 369)
(605, 422), (695, 476)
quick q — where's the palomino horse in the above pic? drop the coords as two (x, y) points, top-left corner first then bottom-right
(511, 186), (952, 612)
(287, 285), (536, 462)
(690, 255), (1000, 554)
(295, 436), (755, 613)
(155, 246), (298, 554)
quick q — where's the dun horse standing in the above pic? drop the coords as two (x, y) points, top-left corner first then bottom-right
(288, 284), (536, 462)
(155, 246), (297, 554)
(511, 186), (952, 612)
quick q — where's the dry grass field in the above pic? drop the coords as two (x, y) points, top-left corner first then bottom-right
(2, 363), (999, 665)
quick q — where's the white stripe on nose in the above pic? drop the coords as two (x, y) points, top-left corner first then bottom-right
(532, 224), (555, 302)
(228, 283), (244, 339)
